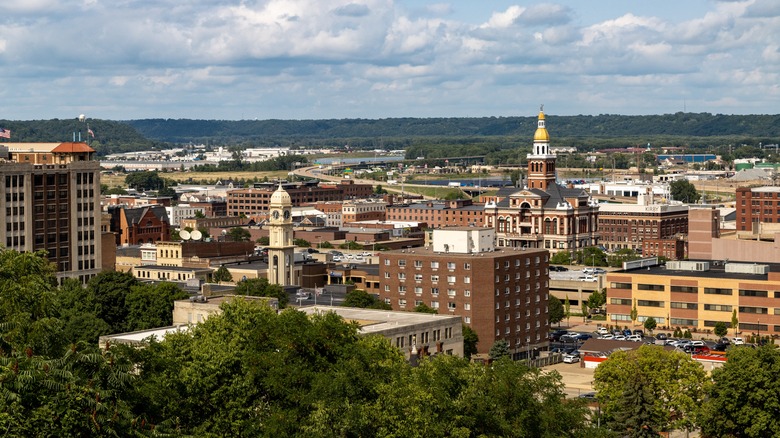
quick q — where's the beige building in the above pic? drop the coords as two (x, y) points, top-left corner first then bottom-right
(299, 306), (464, 358)
(607, 260), (780, 334)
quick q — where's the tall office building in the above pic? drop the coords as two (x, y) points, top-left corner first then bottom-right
(0, 142), (102, 284)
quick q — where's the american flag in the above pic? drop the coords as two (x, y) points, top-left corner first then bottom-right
(88, 128), (95, 138)
(0, 128), (10, 139)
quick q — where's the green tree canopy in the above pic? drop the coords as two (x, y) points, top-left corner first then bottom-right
(227, 227), (251, 242)
(233, 277), (288, 308)
(702, 346), (780, 437)
(549, 296), (564, 326)
(594, 345), (708, 433)
(125, 170), (166, 191)
(413, 303), (437, 314)
(488, 340), (510, 361)
(643, 317), (657, 334)
(670, 179), (699, 203)
(714, 321), (728, 337)
(550, 251), (573, 265)
(343, 289), (391, 310)
(125, 282), (189, 331)
(213, 265), (233, 283)
(462, 324), (479, 360)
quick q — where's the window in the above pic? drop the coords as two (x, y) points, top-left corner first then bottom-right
(414, 274), (423, 281)
(398, 260), (406, 267)
(464, 263), (471, 269)
(431, 301), (439, 309)
(431, 261), (439, 269)
(637, 284), (665, 291)
(670, 302), (698, 310)
(414, 287), (423, 295)
(464, 303), (471, 311)
(610, 282), (632, 289)
(414, 260), (423, 268)
(399, 299), (407, 307)
(447, 289), (456, 297)
(384, 272), (390, 278)
(398, 273), (406, 280)
(431, 275), (439, 282)
(610, 298), (631, 305)
(739, 289), (768, 297)
(447, 275), (456, 283)
(704, 287), (732, 296)
(398, 286), (406, 293)
(670, 285), (697, 293)
(464, 316), (471, 324)
(431, 287), (439, 295)
(464, 290), (471, 297)
(447, 262), (456, 270)
(447, 302), (456, 311)
(704, 304), (732, 312)
(739, 306), (768, 314)
(670, 318), (697, 326)
(464, 276), (470, 284)
(637, 300), (664, 308)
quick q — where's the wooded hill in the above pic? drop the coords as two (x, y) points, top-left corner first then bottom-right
(1, 113), (778, 156)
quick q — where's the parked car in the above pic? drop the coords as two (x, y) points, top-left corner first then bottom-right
(549, 329), (568, 341)
(563, 354), (580, 364)
(655, 333), (668, 340)
(576, 333), (593, 341)
(579, 275), (597, 282)
(626, 334), (643, 342)
(623, 329), (632, 337)
(633, 329), (644, 336)
(550, 265), (569, 272)
(578, 392), (597, 400)
(614, 335), (626, 341)
(596, 327), (609, 335)
(732, 337), (745, 345)
(712, 342), (729, 352)
(599, 334), (615, 340)
(690, 340), (705, 347)
(560, 333), (578, 342)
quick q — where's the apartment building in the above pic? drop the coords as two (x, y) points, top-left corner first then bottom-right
(379, 227), (550, 358)
(736, 186), (780, 231)
(606, 260), (780, 334)
(0, 142), (102, 284)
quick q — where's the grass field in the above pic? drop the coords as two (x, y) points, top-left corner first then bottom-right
(102, 170), (293, 189)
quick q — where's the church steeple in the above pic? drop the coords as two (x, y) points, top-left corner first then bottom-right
(527, 105), (557, 190)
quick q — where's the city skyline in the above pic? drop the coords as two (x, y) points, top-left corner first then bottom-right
(0, 0), (777, 120)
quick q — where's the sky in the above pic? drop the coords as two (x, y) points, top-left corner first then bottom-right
(0, 0), (778, 121)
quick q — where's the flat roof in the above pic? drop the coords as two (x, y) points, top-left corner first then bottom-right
(748, 186), (780, 193)
(135, 265), (212, 272)
(298, 306), (461, 334)
(383, 245), (547, 258)
(102, 325), (189, 345)
(611, 261), (780, 281)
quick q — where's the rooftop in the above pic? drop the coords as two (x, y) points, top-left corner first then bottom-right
(611, 260), (780, 281)
(383, 245), (546, 259)
(298, 305), (461, 335)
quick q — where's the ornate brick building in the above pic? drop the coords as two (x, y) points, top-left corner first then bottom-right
(484, 108), (599, 253)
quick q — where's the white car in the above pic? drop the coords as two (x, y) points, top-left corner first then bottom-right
(626, 334), (642, 342)
(599, 334), (614, 340)
(614, 335), (626, 341)
(596, 327), (609, 335)
(563, 354), (580, 364)
(579, 275), (597, 282)
(690, 340), (705, 347)
(732, 337), (744, 345)
(332, 255), (342, 262)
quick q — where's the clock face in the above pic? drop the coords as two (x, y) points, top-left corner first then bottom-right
(283, 210), (290, 220)
(272, 210), (280, 220)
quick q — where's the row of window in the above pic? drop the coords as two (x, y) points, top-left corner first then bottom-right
(390, 273), (472, 283)
(611, 283), (780, 298)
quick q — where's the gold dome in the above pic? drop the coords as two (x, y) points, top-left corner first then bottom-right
(533, 110), (549, 142)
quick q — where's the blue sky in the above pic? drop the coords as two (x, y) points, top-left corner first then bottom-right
(0, 0), (777, 120)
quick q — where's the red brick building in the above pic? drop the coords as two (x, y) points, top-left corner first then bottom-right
(642, 238), (686, 260)
(736, 186), (780, 231)
(109, 205), (171, 246)
(385, 199), (484, 228)
(378, 228), (550, 358)
(227, 180), (373, 216)
(598, 200), (688, 252)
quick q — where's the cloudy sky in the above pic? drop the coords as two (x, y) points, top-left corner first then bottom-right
(0, 0), (778, 120)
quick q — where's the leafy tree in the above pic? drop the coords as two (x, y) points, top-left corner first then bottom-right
(343, 289), (391, 310)
(339, 241), (364, 250)
(643, 317), (657, 334)
(84, 270), (142, 333)
(731, 309), (739, 335)
(701, 346), (780, 437)
(549, 296), (564, 326)
(564, 295), (571, 326)
(462, 325), (479, 359)
(670, 179), (699, 203)
(125, 282), (189, 331)
(594, 345), (708, 433)
(213, 265), (233, 283)
(630, 299), (638, 326)
(587, 289), (606, 310)
(319, 241), (334, 249)
(714, 321), (728, 338)
(233, 277), (288, 308)
(227, 227), (251, 242)
(581, 301), (589, 322)
(194, 210), (206, 218)
(488, 340), (510, 361)
(413, 303), (437, 314)
(609, 374), (662, 437)
(374, 184), (387, 194)
(125, 170), (166, 191)
(293, 238), (311, 247)
(579, 246), (608, 267)
(549, 251), (573, 265)
(257, 236), (270, 245)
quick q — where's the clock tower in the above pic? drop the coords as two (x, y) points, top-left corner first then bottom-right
(267, 183), (296, 286)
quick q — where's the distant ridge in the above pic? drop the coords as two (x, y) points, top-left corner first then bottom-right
(127, 113), (780, 143)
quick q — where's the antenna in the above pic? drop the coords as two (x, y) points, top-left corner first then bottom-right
(191, 230), (203, 241)
(179, 230), (191, 240)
